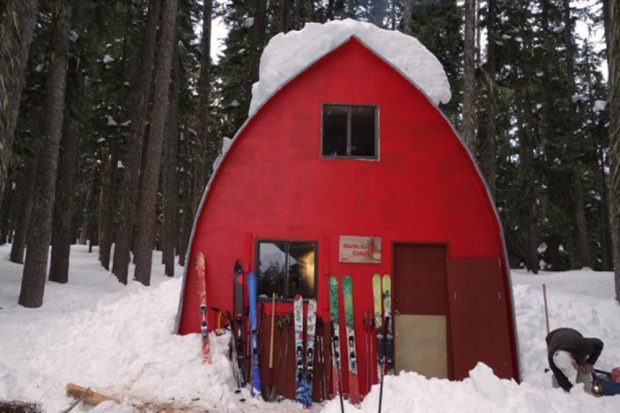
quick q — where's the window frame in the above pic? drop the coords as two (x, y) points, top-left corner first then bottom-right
(255, 239), (319, 302)
(320, 103), (380, 160)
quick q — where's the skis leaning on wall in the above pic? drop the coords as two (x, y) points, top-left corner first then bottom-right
(302, 298), (317, 407)
(294, 294), (305, 404)
(383, 274), (394, 375)
(372, 273), (383, 383)
(247, 272), (262, 399)
(342, 275), (360, 404)
(195, 252), (211, 363)
(328, 276), (345, 413)
(233, 260), (246, 386)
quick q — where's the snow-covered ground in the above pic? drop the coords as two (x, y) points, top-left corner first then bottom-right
(1, 244), (619, 412)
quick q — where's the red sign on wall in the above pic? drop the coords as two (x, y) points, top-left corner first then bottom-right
(339, 235), (382, 264)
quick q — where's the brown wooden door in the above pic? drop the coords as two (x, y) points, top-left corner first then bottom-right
(392, 244), (448, 378)
(446, 258), (515, 379)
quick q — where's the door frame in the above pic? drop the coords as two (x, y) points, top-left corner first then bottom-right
(391, 241), (454, 379)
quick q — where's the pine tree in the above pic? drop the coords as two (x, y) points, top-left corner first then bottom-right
(112, 0), (161, 284)
(462, 0), (476, 153)
(133, 0), (179, 286)
(0, 0), (39, 207)
(19, 0), (72, 307)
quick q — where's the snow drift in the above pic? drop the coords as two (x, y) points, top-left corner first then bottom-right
(249, 19), (452, 116)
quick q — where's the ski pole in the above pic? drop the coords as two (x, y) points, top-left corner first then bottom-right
(369, 311), (375, 386)
(363, 311), (370, 392)
(269, 293), (276, 368)
(266, 293), (277, 400)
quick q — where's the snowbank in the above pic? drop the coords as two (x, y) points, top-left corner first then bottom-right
(322, 363), (618, 413)
(249, 19), (452, 116)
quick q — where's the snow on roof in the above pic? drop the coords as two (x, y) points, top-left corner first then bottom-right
(249, 19), (452, 116)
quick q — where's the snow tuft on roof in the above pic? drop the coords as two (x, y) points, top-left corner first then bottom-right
(249, 19), (452, 116)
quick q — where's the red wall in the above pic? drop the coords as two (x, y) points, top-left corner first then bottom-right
(178, 38), (519, 391)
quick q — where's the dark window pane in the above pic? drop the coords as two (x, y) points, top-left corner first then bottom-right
(351, 106), (376, 157)
(322, 105), (348, 157)
(257, 242), (287, 299)
(287, 242), (316, 299)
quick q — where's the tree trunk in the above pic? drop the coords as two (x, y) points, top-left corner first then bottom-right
(0, 0), (39, 207)
(401, 0), (413, 35)
(372, 0), (386, 27)
(112, 0), (161, 284)
(98, 140), (118, 270)
(572, 166), (591, 268)
(0, 170), (16, 243)
(561, 0), (591, 268)
(608, 0), (620, 302)
(462, 0), (476, 153)
(178, 158), (193, 267)
(19, 0), (72, 308)
(10, 154), (38, 263)
(49, 115), (79, 283)
(518, 91), (539, 274)
(597, 146), (612, 270)
(133, 0), (179, 286)
(603, 0), (610, 70)
(193, 0), (212, 214)
(162, 52), (181, 277)
(479, 0), (496, 195)
(280, 0), (291, 33)
(251, 0), (267, 83)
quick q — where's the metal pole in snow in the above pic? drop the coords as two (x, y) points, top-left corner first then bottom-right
(542, 283), (550, 334)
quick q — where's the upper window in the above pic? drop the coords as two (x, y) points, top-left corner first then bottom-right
(256, 240), (317, 300)
(322, 104), (378, 159)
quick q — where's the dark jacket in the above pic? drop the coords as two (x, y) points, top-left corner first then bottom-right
(546, 328), (604, 391)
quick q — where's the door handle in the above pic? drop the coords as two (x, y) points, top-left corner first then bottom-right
(394, 309), (400, 315)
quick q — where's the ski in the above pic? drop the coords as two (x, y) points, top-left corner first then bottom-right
(328, 276), (345, 413)
(294, 294), (305, 404)
(342, 275), (360, 404)
(363, 310), (373, 392)
(233, 260), (246, 386)
(226, 311), (244, 389)
(316, 316), (328, 401)
(302, 298), (317, 407)
(383, 274), (394, 375)
(195, 252), (211, 363)
(372, 273), (383, 382)
(247, 272), (262, 399)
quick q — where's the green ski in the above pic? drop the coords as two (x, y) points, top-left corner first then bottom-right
(342, 275), (360, 403)
(372, 273), (383, 383)
(328, 276), (345, 412)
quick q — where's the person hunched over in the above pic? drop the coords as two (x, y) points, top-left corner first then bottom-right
(546, 327), (604, 394)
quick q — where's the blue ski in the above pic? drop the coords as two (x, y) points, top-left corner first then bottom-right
(248, 272), (262, 399)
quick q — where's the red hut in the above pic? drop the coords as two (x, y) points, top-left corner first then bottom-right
(177, 22), (520, 401)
